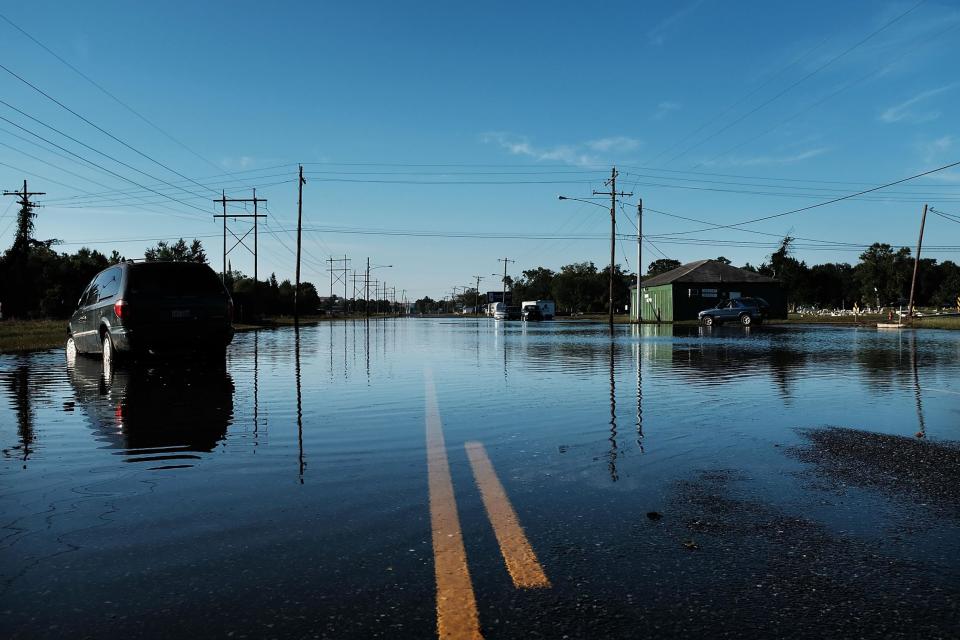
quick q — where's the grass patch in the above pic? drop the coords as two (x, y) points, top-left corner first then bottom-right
(911, 315), (960, 330)
(0, 320), (66, 354)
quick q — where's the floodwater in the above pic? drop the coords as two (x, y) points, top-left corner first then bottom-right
(2, 320), (959, 638)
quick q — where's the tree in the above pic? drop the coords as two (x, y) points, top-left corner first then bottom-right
(647, 259), (681, 276)
(552, 262), (603, 313)
(513, 267), (556, 303)
(765, 236), (810, 309)
(415, 296), (437, 313)
(715, 256), (731, 265)
(854, 243), (912, 307)
(12, 199), (36, 254)
(144, 238), (207, 263)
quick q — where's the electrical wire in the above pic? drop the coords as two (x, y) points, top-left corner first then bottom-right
(695, 17), (960, 170)
(661, 0), (928, 166)
(0, 62), (221, 197)
(642, 32), (833, 168)
(0, 109), (211, 214)
(649, 159), (960, 237)
(0, 12), (224, 173)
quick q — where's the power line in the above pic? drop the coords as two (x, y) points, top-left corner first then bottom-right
(0, 110), (211, 214)
(0, 62), (220, 198)
(694, 15), (960, 170)
(0, 12), (223, 172)
(650, 159), (960, 237)
(661, 0), (927, 166)
(642, 32), (833, 168)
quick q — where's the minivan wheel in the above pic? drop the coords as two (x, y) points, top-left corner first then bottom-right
(102, 332), (115, 365)
(740, 313), (752, 326)
(702, 315), (714, 326)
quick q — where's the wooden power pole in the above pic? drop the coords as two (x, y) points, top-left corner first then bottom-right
(907, 203), (928, 322)
(636, 198), (642, 323)
(294, 165), (306, 322)
(594, 167), (632, 328)
(473, 275), (483, 314)
(3, 180), (45, 244)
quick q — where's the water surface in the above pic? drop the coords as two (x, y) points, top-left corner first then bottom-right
(2, 320), (958, 637)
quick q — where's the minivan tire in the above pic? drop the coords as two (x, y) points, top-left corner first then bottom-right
(102, 332), (115, 365)
(740, 313), (752, 326)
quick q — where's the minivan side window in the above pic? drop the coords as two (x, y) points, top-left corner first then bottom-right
(96, 268), (121, 302)
(82, 282), (99, 307)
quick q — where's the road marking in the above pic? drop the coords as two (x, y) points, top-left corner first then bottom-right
(425, 371), (482, 640)
(464, 441), (551, 589)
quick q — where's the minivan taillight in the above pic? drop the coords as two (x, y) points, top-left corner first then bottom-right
(114, 299), (128, 319)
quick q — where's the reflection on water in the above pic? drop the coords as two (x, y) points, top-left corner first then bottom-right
(3, 359), (35, 464)
(608, 340), (618, 482)
(0, 319), (958, 637)
(295, 324), (305, 483)
(65, 351), (234, 469)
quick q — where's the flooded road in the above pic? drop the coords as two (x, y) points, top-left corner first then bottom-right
(2, 320), (959, 638)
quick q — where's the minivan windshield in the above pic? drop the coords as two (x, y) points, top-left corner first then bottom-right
(127, 263), (225, 297)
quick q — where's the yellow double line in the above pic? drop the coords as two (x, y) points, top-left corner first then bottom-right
(425, 371), (550, 639)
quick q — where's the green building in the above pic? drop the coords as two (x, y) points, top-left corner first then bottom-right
(630, 259), (786, 322)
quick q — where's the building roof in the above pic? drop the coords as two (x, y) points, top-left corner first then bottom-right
(637, 259), (778, 288)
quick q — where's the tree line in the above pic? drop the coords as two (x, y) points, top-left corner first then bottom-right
(0, 197), (328, 319)
(414, 236), (959, 314)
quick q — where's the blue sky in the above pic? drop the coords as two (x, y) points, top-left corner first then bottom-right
(1, 0), (958, 299)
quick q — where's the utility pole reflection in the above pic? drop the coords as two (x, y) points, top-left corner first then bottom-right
(6, 360), (34, 465)
(636, 334), (644, 452)
(911, 333), (926, 439)
(253, 330), (260, 449)
(295, 324), (305, 483)
(608, 340), (619, 482)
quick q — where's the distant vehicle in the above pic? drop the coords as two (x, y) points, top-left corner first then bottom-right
(67, 261), (235, 363)
(490, 301), (505, 318)
(493, 305), (522, 321)
(521, 300), (555, 320)
(521, 304), (542, 321)
(698, 297), (769, 326)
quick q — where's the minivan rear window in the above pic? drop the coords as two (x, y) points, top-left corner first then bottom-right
(127, 263), (225, 297)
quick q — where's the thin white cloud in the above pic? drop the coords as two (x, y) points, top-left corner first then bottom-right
(652, 101), (681, 120)
(703, 147), (830, 168)
(647, 0), (705, 46)
(481, 132), (640, 167)
(880, 84), (956, 124)
(586, 136), (641, 152)
(219, 155), (256, 170)
(920, 135), (953, 164)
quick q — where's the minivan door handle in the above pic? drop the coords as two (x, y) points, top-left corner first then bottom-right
(78, 315), (87, 321)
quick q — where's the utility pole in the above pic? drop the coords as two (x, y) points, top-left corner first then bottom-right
(3, 179), (45, 245)
(636, 198), (642, 324)
(497, 258), (514, 310)
(213, 189), (267, 311)
(294, 165), (306, 321)
(365, 257), (370, 318)
(907, 203), (928, 322)
(594, 167), (632, 328)
(473, 275), (483, 315)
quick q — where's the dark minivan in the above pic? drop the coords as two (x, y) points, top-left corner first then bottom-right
(67, 261), (234, 361)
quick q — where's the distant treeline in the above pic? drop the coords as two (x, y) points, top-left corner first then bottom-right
(0, 208), (327, 319)
(414, 237), (959, 314)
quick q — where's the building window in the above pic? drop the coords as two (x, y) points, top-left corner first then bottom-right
(688, 288), (700, 297)
(702, 288), (718, 298)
